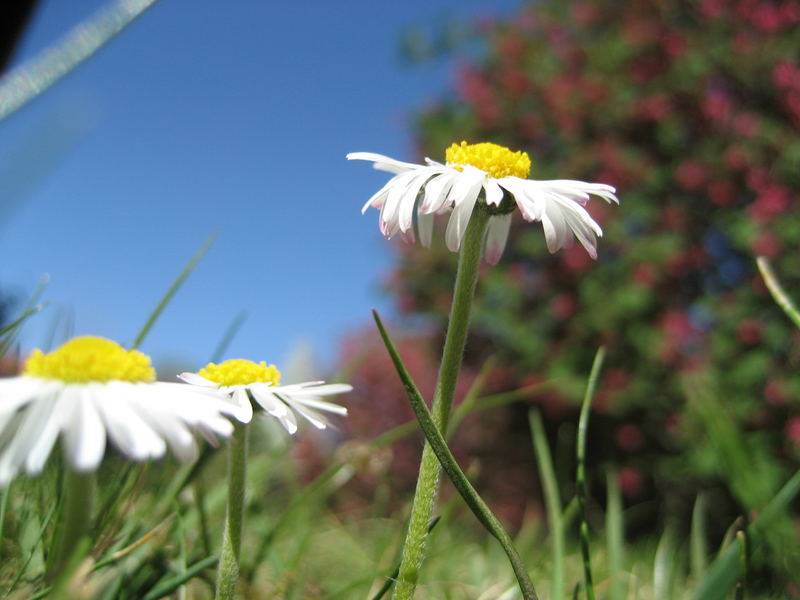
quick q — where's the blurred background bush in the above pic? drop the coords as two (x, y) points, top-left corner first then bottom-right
(340, 0), (800, 541)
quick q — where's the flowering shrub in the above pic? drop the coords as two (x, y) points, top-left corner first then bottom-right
(372, 0), (800, 523)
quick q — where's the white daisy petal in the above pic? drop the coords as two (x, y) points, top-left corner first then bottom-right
(485, 214), (513, 265)
(346, 152), (421, 174)
(421, 172), (457, 214)
(230, 388), (254, 423)
(177, 372), (217, 387)
(287, 403), (329, 429)
(399, 171), (431, 233)
(417, 212), (435, 247)
(97, 396), (166, 461)
(361, 180), (392, 214)
(444, 171), (483, 252)
(62, 389), (106, 472)
(248, 385), (290, 420)
(483, 179), (505, 207)
(20, 392), (64, 475)
(286, 395), (348, 416)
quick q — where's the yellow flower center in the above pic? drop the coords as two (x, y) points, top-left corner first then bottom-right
(445, 141), (531, 179)
(24, 336), (155, 384)
(197, 359), (281, 387)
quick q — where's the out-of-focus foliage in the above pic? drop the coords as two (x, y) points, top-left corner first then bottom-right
(344, 0), (800, 532)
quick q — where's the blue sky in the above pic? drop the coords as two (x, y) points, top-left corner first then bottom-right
(0, 0), (519, 374)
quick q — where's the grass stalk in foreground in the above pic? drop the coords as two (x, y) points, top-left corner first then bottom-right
(391, 207), (490, 600)
(374, 309), (538, 600)
(529, 409), (565, 600)
(0, 0), (161, 121)
(131, 232), (215, 349)
(577, 347), (606, 600)
(215, 422), (249, 600)
(756, 257), (800, 329)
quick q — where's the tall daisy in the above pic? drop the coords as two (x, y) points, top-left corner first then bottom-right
(348, 140), (618, 264)
(178, 359), (351, 434)
(0, 335), (234, 485)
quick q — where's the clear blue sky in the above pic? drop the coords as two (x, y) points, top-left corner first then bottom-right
(0, 0), (519, 375)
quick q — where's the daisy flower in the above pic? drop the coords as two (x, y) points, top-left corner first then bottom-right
(178, 359), (351, 434)
(348, 141), (619, 264)
(0, 336), (235, 485)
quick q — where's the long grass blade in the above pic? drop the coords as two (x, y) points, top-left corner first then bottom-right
(577, 347), (606, 600)
(653, 528), (675, 600)
(756, 257), (800, 329)
(735, 530), (747, 600)
(0, 303), (45, 338)
(131, 233), (215, 349)
(210, 310), (247, 363)
(0, 0), (161, 121)
(0, 275), (49, 356)
(690, 493), (708, 580)
(140, 555), (218, 600)
(373, 309), (539, 600)
(529, 409), (565, 600)
(606, 467), (626, 600)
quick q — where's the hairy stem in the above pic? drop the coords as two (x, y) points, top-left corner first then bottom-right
(393, 207), (490, 599)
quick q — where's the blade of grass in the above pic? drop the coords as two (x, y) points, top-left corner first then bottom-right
(0, 0), (161, 121)
(0, 303), (45, 338)
(373, 309), (539, 600)
(209, 310), (247, 363)
(690, 493), (708, 581)
(606, 467), (626, 600)
(140, 555), (218, 600)
(653, 528), (675, 600)
(691, 468), (800, 600)
(735, 531), (747, 600)
(131, 233), (215, 349)
(529, 409), (565, 600)
(448, 355), (497, 434)
(756, 256), (800, 329)
(0, 275), (49, 355)
(577, 347), (606, 600)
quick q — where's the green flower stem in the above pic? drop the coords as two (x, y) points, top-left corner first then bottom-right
(374, 310), (538, 600)
(215, 421), (249, 600)
(577, 347), (606, 600)
(391, 206), (491, 600)
(47, 467), (95, 583)
(756, 257), (800, 329)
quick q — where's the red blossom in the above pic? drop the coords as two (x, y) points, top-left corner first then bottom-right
(637, 94), (673, 120)
(633, 263), (658, 287)
(676, 160), (708, 191)
(731, 112), (759, 137)
(616, 424), (645, 453)
(703, 89), (733, 122)
(764, 379), (787, 407)
(737, 319), (761, 345)
(750, 231), (781, 258)
(748, 185), (791, 222)
(785, 416), (800, 449)
(708, 180), (737, 206)
(618, 466), (645, 497)
(550, 292), (577, 320)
